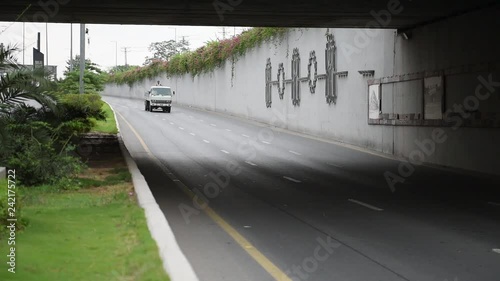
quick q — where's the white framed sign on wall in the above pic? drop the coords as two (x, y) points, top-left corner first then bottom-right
(368, 84), (381, 119)
(423, 76), (444, 120)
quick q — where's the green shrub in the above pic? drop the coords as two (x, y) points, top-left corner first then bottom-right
(0, 178), (28, 237)
(7, 140), (84, 186)
(59, 93), (106, 122)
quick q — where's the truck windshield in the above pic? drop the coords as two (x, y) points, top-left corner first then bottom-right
(151, 88), (172, 96)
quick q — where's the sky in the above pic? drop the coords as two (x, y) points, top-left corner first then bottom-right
(0, 22), (248, 78)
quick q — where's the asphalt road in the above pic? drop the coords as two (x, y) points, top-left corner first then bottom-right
(104, 96), (500, 281)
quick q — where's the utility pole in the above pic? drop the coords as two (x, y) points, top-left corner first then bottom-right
(46, 23), (49, 66)
(79, 23), (85, 94)
(121, 47), (129, 66)
(70, 23), (73, 72)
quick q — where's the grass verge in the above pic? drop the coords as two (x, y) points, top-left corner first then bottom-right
(91, 102), (118, 134)
(0, 154), (169, 280)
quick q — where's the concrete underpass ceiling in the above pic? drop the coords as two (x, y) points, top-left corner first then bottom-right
(0, 0), (498, 29)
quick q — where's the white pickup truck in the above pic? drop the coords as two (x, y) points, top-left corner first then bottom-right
(144, 86), (174, 113)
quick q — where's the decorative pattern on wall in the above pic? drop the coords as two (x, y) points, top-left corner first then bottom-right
(308, 51), (317, 93)
(277, 63), (285, 99)
(264, 32), (346, 107)
(265, 58), (272, 108)
(325, 33), (337, 105)
(291, 48), (301, 106)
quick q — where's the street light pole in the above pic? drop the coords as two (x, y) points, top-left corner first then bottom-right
(79, 23), (85, 94)
(70, 23), (73, 72)
(46, 23), (49, 66)
(168, 27), (177, 42)
(111, 41), (117, 67)
(22, 22), (25, 65)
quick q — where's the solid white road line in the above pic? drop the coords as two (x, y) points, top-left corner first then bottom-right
(289, 150), (302, 156)
(283, 176), (301, 183)
(245, 161), (257, 166)
(348, 199), (383, 211)
(210, 123), (217, 127)
(261, 141), (271, 144)
(190, 133), (196, 136)
(221, 150), (230, 154)
(242, 134), (250, 138)
(203, 140), (210, 143)
(225, 129), (232, 132)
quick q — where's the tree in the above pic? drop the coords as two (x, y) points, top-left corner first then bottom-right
(64, 55), (103, 75)
(144, 39), (190, 65)
(58, 58), (107, 95)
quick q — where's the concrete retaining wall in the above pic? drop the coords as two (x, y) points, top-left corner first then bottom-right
(104, 9), (500, 176)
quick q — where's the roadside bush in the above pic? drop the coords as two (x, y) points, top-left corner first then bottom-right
(59, 93), (106, 122)
(0, 119), (85, 186)
(6, 135), (84, 186)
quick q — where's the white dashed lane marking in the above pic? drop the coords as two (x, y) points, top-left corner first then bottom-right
(327, 162), (344, 168)
(210, 123), (217, 127)
(179, 127), (184, 130)
(283, 176), (301, 183)
(245, 161), (257, 166)
(289, 150), (301, 156)
(190, 133), (196, 136)
(225, 129), (232, 132)
(221, 150), (230, 154)
(261, 141), (271, 144)
(348, 199), (383, 211)
(242, 134), (250, 138)
(203, 140), (210, 143)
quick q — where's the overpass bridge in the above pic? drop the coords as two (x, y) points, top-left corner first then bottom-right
(0, 0), (498, 29)
(2, 1), (500, 281)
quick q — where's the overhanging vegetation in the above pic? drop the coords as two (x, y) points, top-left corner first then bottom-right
(107, 27), (288, 86)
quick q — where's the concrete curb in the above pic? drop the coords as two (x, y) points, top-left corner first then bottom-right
(105, 101), (199, 281)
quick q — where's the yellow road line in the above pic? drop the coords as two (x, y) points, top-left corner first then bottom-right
(115, 110), (292, 281)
